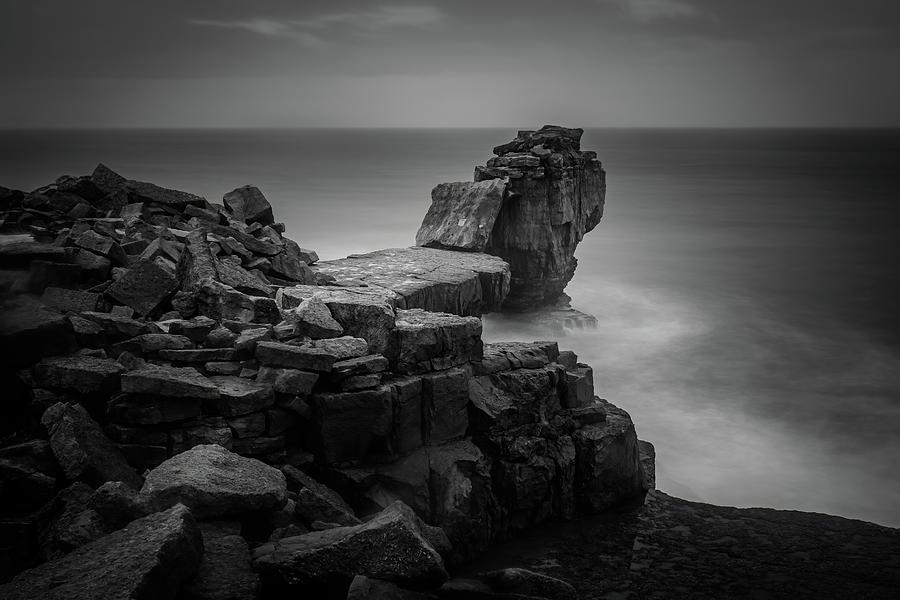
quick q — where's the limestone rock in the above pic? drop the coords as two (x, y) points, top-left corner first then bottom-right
(33, 355), (124, 394)
(41, 402), (142, 488)
(314, 246), (509, 316)
(415, 178), (507, 252)
(141, 444), (287, 518)
(308, 385), (393, 465)
(0, 504), (202, 600)
(287, 296), (343, 339)
(223, 185), (274, 226)
(256, 341), (337, 372)
(388, 308), (482, 374)
(253, 500), (448, 591)
(122, 364), (219, 399)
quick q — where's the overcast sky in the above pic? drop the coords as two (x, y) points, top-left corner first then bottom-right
(3, 0), (899, 127)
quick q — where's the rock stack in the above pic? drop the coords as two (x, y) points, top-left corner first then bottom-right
(0, 154), (646, 599)
(416, 125), (605, 311)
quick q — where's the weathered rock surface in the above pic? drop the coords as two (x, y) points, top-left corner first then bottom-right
(313, 246), (509, 316)
(182, 522), (261, 600)
(223, 185), (274, 226)
(415, 179), (507, 251)
(0, 504), (202, 600)
(122, 364), (219, 399)
(33, 355), (124, 394)
(41, 402), (142, 488)
(253, 500), (448, 591)
(141, 444), (287, 518)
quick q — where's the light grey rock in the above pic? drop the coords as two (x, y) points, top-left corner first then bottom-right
(415, 178), (507, 251)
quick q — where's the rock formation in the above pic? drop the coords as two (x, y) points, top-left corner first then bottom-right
(0, 138), (896, 599)
(416, 125), (605, 310)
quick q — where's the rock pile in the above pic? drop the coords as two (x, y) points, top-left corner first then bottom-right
(416, 125), (605, 310)
(0, 157), (646, 598)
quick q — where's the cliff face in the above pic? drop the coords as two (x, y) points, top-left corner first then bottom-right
(417, 125), (605, 310)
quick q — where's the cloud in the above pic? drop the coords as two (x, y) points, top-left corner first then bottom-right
(604, 0), (704, 22)
(188, 5), (442, 46)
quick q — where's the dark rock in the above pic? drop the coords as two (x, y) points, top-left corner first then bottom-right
(74, 229), (126, 266)
(177, 230), (219, 292)
(105, 256), (180, 316)
(168, 419), (233, 454)
(223, 185), (274, 226)
(141, 444), (287, 518)
(197, 280), (280, 324)
(0, 504), (203, 600)
(298, 335), (369, 360)
(38, 482), (107, 559)
(480, 568), (576, 600)
(41, 287), (100, 313)
(347, 575), (431, 600)
(159, 347), (236, 362)
(0, 439), (61, 514)
(563, 365), (594, 409)
(88, 480), (153, 529)
(41, 402), (142, 488)
(253, 500), (448, 591)
(108, 393), (203, 426)
(257, 366), (319, 395)
(228, 412), (267, 438)
(0, 300), (75, 367)
(206, 375), (273, 417)
(286, 295), (343, 339)
(282, 465), (360, 527)
(168, 315), (217, 342)
(81, 310), (155, 339)
(256, 341), (337, 372)
(122, 364), (219, 399)
(215, 256), (272, 297)
(308, 386), (393, 464)
(205, 325), (238, 348)
(639, 439), (656, 491)
(205, 360), (243, 375)
(388, 308), (482, 374)
(115, 332), (195, 354)
(182, 523), (261, 600)
(27, 260), (82, 293)
(422, 368), (469, 445)
(415, 179), (507, 252)
(33, 355), (124, 394)
(0, 240), (71, 268)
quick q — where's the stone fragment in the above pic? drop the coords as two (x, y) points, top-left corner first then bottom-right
(33, 355), (124, 394)
(81, 310), (155, 339)
(74, 229), (126, 266)
(234, 326), (273, 355)
(205, 325), (238, 348)
(0, 504), (202, 600)
(168, 315), (217, 342)
(39, 482), (107, 559)
(256, 341), (336, 372)
(257, 366), (319, 395)
(253, 501), (447, 591)
(178, 230), (218, 292)
(223, 185), (274, 225)
(415, 178), (507, 251)
(287, 296), (343, 339)
(118, 332), (195, 354)
(141, 444), (287, 518)
(88, 480), (153, 529)
(197, 280), (280, 324)
(563, 365), (594, 408)
(206, 375), (273, 417)
(422, 368), (469, 445)
(215, 256), (272, 297)
(299, 335), (369, 360)
(388, 308), (482, 374)
(282, 465), (360, 527)
(41, 402), (142, 488)
(105, 256), (179, 315)
(122, 364), (219, 399)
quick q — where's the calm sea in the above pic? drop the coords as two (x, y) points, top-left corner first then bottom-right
(2, 128), (898, 526)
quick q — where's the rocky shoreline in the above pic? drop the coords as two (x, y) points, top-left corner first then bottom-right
(0, 127), (897, 599)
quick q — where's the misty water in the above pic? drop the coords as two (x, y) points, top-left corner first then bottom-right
(2, 128), (898, 526)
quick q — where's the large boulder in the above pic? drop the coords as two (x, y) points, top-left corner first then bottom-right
(223, 185), (274, 226)
(105, 256), (180, 316)
(0, 504), (202, 600)
(41, 402), (142, 489)
(140, 444), (287, 518)
(253, 500), (448, 591)
(415, 178), (507, 252)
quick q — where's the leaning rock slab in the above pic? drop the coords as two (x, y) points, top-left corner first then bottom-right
(41, 402), (142, 489)
(253, 500), (448, 590)
(141, 444), (287, 518)
(0, 504), (202, 600)
(415, 178), (507, 251)
(33, 355), (124, 394)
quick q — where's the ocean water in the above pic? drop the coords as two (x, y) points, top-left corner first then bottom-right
(2, 128), (898, 526)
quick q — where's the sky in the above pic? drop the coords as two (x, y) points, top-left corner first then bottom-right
(2, 0), (900, 128)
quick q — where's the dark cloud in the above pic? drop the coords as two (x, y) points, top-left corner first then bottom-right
(2, 0), (899, 126)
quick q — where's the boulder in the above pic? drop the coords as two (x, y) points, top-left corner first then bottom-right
(388, 308), (482, 374)
(0, 504), (202, 600)
(141, 444), (287, 518)
(105, 256), (180, 316)
(253, 500), (448, 591)
(287, 296), (343, 339)
(308, 386), (393, 464)
(41, 287), (100, 313)
(41, 402), (142, 488)
(197, 280), (280, 324)
(223, 185), (274, 225)
(415, 178), (507, 252)
(206, 375), (274, 417)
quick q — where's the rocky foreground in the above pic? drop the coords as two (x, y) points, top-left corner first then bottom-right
(0, 127), (897, 599)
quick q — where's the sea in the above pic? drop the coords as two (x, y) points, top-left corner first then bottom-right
(2, 128), (898, 527)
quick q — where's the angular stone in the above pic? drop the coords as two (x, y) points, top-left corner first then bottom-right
(468, 365), (564, 434)
(563, 365), (594, 409)
(309, 386), (393, 465)
(314, 246), (509, 316)
(257, 366), (319, 395)
(33, 355), (124, 394)
(197, 280), (280, 324)
(215, 256), (272, 297)
(90, 163), (127, 194)
(223, 185), (274, 225)
(183, 524), (261, 600)
(41, 287), (100, 313)
(141, 444), (287, 518)
(282, 465), (360, 527)
(256, 341), (336, 372)
(81, 310), (155, 339)
(287, 296), (343, 339)
(388, 308), (482, 374)
(105, 257), (180, 315)
(231, 435), (287, 457)
(330, 354), (389, 382)
(177, 230), (218, 292)
(416, 178), (507, 251)
(74, 229), (126, 266)
(298, 335), (369, 360)
(205, 361), (243, 376)
(270, 245), (315, 283)
(253, 501), (447, 590)
(117, 332), (195, 355)
(572, 399), (644, 513)
(389, 377), (424, 455)
(206, 376), (273, 417)
(477, 341), (559, 373)
(0, 504), (202, 600)
(107, 392), (201, 425)
(639, 439), (656, 491)
(208, 224), (282, 257)
(122, 364), (219, 399)
(168, 316), (217, 342)
(234, 327), (273, 356)
(41, 402), (142, 489)
(125, 176), (207, 210)
(278, 285), (396, 354)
